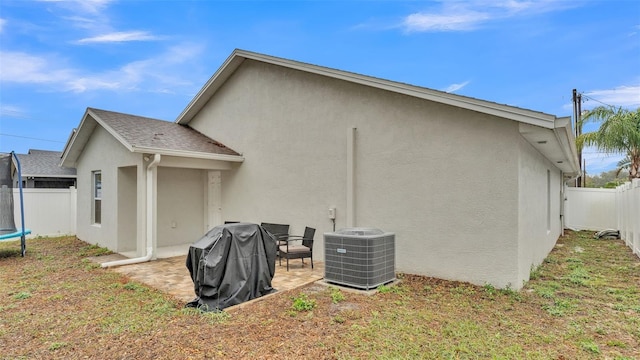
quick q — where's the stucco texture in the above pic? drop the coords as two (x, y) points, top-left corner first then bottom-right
(75, 116), (235, 258)
(187, 60), (533, 288)
(75, 124), (141, 251)
(517, 136), (563, 287)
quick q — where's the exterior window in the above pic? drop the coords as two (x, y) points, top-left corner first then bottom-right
(93, 171), (102, 224)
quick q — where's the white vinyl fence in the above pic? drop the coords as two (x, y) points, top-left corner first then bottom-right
(616, 179), (640, 257)
(566, 181), (639, 258)
(565, 187), (617, 231)
(12, 187), (77, 239)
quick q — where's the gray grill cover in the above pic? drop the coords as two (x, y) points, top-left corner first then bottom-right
(185, 223), (277, 311)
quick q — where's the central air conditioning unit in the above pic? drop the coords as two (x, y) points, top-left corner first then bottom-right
(324, 228), (395, 290)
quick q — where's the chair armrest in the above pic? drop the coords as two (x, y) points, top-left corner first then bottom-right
(267, 233), (290, 243)
(283, 236), (313, 243)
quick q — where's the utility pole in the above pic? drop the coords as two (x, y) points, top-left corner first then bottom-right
(573, 89), (583, 187)
(577, 92), (582, 187)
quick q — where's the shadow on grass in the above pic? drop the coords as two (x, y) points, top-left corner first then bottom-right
(0, 248), (22, 259)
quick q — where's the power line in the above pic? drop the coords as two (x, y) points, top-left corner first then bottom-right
(0, 133), (65, 143)
(580, 93), (615, 108)
(581, 151), (623, 155)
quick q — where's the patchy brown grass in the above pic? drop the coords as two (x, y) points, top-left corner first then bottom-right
(0, 230), (638, 359)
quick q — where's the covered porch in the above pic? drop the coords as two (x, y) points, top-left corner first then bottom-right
(112, 154), (240, 263)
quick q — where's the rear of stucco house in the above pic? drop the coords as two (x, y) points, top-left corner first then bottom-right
(62, 109), (243, 259)
(61, 49), (579, 290)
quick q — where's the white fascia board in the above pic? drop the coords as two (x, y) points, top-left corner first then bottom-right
(233, 50), (558, 127)
(176, 52), (246, 124)
(176, 49), (559, 128)
(519, 121), (579, 174)
(87, 109), (135, 153)
(59, 128), (77, 167)
(131, 146), (245, 162)
(59, 131), (78, 168)
(248, 51), (557, 128)
(553, 116), (580, 174)
(60, 109), (97, 168)
(20, 174), (76, 178)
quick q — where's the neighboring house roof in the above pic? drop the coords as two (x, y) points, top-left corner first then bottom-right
(61, 108), (243, 167)
(16, 149), (76, 178)
(175, 49), (579, 175)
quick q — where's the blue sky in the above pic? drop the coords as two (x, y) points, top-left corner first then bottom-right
(1, 0), (639, 175)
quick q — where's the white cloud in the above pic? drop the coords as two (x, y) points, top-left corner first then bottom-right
(582, 85), (640, 109)
(37, 0), (119, 35)
(443, 81), (470, 93)
(404, 11), (489, 32)
(0, 43), (205, 93)
(0, 18), (6, 33)
(37, 2), (161, 45)
(62, 16), (105, 31)
(0, 105), (29, 119)
(37, 0), (113, 14)
(0, 51), (74, 84)
(581, 146), (625, 174)
(401, 0), (579, 33)
(77, 31), (161, 44)
(562, 84), (640, 113)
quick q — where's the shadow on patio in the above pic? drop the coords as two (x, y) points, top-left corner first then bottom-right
(89, 253), (324, 308)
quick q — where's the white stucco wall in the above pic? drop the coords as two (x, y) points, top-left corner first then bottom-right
(517, 136), (563, 287)
(117, 166), (137, 252)
(75, 124), (235, 256)
(75, 125), (141, 250)
(156, 167), (205, 247)
(188, 59), (524, 288)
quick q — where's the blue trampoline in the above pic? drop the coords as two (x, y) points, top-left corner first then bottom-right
(0, 151), (30, 256)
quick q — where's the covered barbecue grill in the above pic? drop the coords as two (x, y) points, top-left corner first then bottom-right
(186, 222), (278, 311)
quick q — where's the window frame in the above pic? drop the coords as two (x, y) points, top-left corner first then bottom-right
(92, 171), (102, 225)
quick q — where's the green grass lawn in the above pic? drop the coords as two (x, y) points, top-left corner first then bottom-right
(0, 230), (638, 359)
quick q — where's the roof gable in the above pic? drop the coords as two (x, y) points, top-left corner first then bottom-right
(176, 49), (558, 129)
(175, 49), (579, 174)
(61, 108), (243, 167)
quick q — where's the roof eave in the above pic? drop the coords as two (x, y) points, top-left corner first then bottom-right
(87, 108), (135, 153)
(176, 49), (558, 128)
(60, 109), (93, 168)
(61, 108), (134, 168)
(19, 174), (77, 178)
(176, 50), (247, 124)
(131, 146), (244, 162)
(519, 116), (580, 175)
(553, 116), (580, 175)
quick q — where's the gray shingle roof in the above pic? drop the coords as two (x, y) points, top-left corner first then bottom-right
(16, 150), (76, 177)
(89, 108), (239, 156)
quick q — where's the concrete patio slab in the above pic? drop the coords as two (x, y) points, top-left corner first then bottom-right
(88, 254), (324, 307)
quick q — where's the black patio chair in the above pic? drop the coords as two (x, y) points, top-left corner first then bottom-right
(260, 222), (290, 246)
(279, 227), (315, 271)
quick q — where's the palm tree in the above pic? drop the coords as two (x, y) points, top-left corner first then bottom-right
(615, 155), (632, 178)
(576, 106), (640, 181)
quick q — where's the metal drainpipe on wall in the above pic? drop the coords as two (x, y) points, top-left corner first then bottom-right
(346, 127), (356, 228)
(102, 154), (161, 268)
